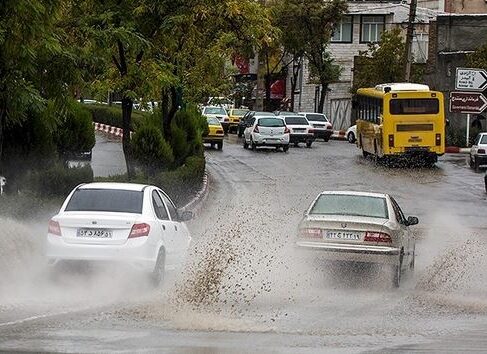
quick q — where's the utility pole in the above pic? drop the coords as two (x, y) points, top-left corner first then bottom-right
(404, 0), (417, 82)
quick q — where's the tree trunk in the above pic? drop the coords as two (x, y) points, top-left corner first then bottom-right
(0, 106), (5, 175)
(121, 97), (135, 179)
(290, 57), (302, 112)
(318, 83), (328, 113)
(163, 86), (178, 142)
(265, 74), (271, 111)
(161, 87), (169, 136)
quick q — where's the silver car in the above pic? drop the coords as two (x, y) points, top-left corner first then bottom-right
(296, 191), (417, 287)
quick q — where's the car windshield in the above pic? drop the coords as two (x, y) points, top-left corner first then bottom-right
(258, 118), (284, 127)
(207, 117), (220, 125)
(306, 113), (328, 122)
(285, 116), (309, 125)
(232, 109), (248, 116)
(309, 194), (388, 219)
(204, 107), (227, 115)
(65, 189), (144, 213)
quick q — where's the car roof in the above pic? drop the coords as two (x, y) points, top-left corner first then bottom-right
(78, 182), (150, 192)
(254, 111), (274, 115)
(319, 190), (389, 199)
(256, 116), (284, 120)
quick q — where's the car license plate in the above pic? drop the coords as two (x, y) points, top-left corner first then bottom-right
(324, 231), (361, 240)
(77, 228), (113, 238)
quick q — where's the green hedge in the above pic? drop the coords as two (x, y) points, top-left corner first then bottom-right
(446, 126), (483, 147)
(85, 104), (149, 130)
(23, 164), (94, 198)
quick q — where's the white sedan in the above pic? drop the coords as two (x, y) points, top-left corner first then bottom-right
(296, 191), (417, 287)
(45, 182), (192, 286)
(346, 125), (357, 143)
(243, 116), (290, 151)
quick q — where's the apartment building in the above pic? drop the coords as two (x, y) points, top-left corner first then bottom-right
(418, 0), (487, 13)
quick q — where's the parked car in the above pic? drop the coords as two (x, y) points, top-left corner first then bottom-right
(299, 112), (333, 142)
(203, 117), (224, 150)
(227, 108), (249, 133)
(281, 115), (315, 148)
(45, 182), (192, 286)
(238, 111), (275, 137)
(202, 106), (230, 133)
(243, 116), (290, 152)
(469, 132), (487, 171)
(296, 191), (417, 287)
(346, 125), (357, 144)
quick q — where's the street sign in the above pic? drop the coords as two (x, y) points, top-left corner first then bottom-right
(449, 91), (487, 113)
(455, 68), (487, 91)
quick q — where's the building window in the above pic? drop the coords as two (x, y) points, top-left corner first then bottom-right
(361, 15), (385, 43)
(332, 16), (353, 43)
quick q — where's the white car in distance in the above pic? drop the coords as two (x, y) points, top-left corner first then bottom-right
(296, 191), (417, 287)
(346, 125), (357, 143)
(243, 116), (290, 152)
(299, 112), (333, 142)
(202, 106), (230, 133)
(282, 115), (315, 148)
(45, 182), (192, 286)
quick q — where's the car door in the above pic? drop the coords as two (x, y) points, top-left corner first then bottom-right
(244, 117), (255, 142)
(390, 197), (412, 266)
(151, 190), (177, 268)
(158, 190), (190, 266)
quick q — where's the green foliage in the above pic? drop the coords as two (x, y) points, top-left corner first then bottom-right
(55, 101), (96, 159)
(149, 156), (206, 207)
(23, 163), (94, 198)
(446, 125), (483, 147)
(467, 44), (487, 71)
(0, 193), (63, 220)
(352, 29), (423, 92)
(85, 104), (149, 130)
(170, 107), (207, 164)
(131, 124), (174, 173)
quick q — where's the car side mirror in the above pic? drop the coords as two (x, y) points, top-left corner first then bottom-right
(406, 216), (418, 226)
(179, 210), (193, 222)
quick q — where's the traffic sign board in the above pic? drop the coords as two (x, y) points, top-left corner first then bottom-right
(455, 68), (487, 91)
(450, 91), (487, 113)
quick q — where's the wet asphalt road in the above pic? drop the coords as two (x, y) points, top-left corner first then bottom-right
(1, 133), (487, 353)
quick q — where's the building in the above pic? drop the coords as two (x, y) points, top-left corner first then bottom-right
(418, 0), (487, 13)
(289, 1), (441, 130)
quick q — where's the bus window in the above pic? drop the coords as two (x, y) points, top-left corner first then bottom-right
(390, 98), (439, 115)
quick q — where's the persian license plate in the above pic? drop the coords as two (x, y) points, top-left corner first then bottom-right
(324, 231), (361, 240)
(77, 228), (113, 238)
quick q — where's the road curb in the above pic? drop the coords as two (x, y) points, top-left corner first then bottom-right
(180, 171), (210, 217)
(93, 122), (133, 139)
(445, 146), (471, 154)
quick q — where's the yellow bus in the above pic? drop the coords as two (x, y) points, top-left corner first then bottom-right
(354, 83), (445, 165)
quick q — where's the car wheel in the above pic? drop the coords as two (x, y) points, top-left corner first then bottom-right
(348, 132), (355, 143)
(324, 137), (330, 142)
(217, 141), (223, 150)
(251, 138), (257, 151)
(151, 249), (166, 287)
(238, 130), (243, 138)
(474, 156), (480, 172)
(210, 142), (215, 149)
(282, 145), (289, 152)
(243, 139), (248, 149)
(306, 141), (312, 148)
(410, 246), (415, 271)
(392, 254), (403, 288)
(469, 155), (474, 168)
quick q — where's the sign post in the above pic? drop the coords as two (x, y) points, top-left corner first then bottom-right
(453, 68), (487, 147)
(0, 176), (6, 196)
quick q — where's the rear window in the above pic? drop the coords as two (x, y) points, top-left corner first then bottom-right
(305, 113), (328, 122)
(390, 99), (439, 115)
(207, 117), (220, 125)
(232, 109), (248, 116)
(65, 189), (144, 213)
(309, 194), (388, 219)
(258, 118), (285, 127)
(204, 107), (227, 115)
(285, 116), (309, 125)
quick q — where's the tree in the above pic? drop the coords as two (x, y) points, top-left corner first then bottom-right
(351, 29), (423, 92)
(273, 0), (347, 113)
(467, 44), (487, 71)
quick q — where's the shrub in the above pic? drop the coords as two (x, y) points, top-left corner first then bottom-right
(170, 107), (207, 164)
(131, 125), (174, 173)
(55, 101), (95, 159)
(23, 164), (94, 198)
(149, 156), (205, 206)
(85, 104), (149, 130)
(446, 125), (482, 147)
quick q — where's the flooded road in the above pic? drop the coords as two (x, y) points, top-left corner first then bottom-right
(1, 135), (487, 353)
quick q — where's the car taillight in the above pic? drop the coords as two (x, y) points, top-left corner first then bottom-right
(48, 220), (62, 236)
(478, 149), (486, 154)
(364, 231), (392, 243)
(389, 134), (394, 148)
(129, 223), (150, 238)
(284, 126), (290, 134)
(253, 125), (260, 133)
(216, 129), (223, 134)
(436, 133), (441, 146)
(299, 228), (322, 239)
